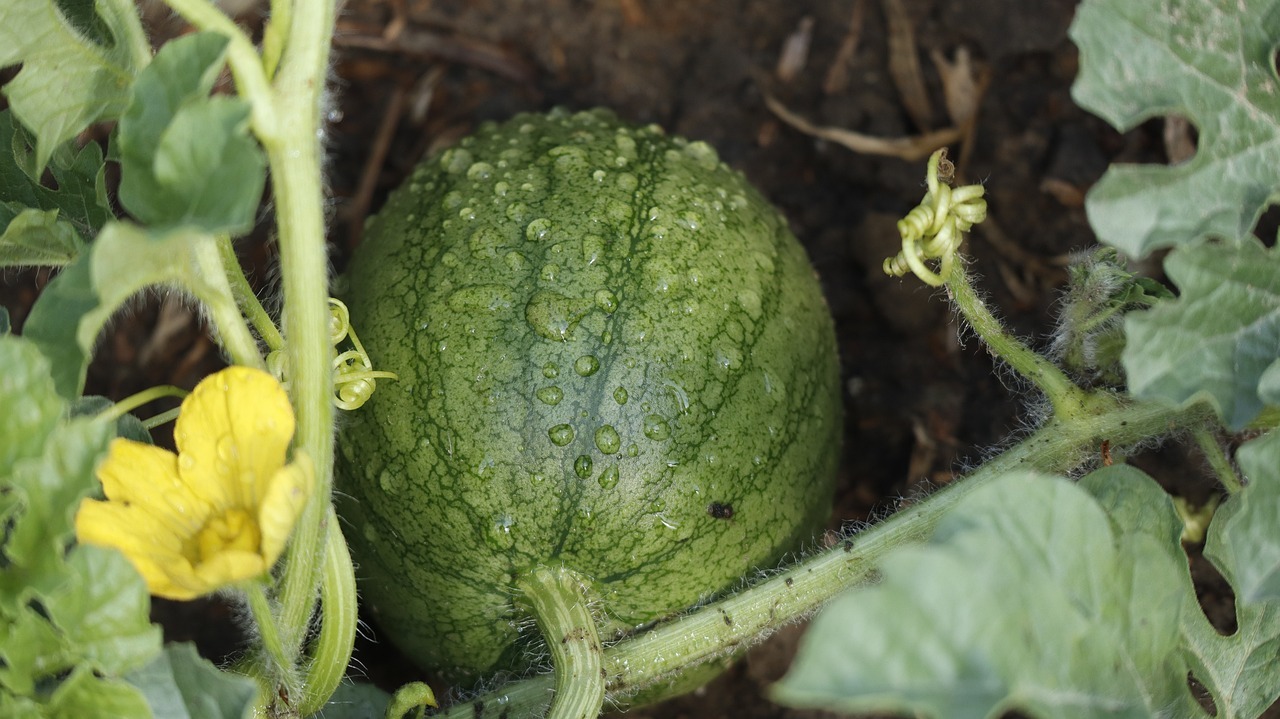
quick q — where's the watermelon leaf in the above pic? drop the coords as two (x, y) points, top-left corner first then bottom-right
(126, 643), (257, 719)
(771, 470), (1204, 719)
(0, 110), (111, 267)
(1122, 239), (1280, 430)
(117, 31), (266, 235)
(22, 221), (237, 400)
(0, 0), (149, 174)
(0, 333), (162, 715)
(1069, 0), (1280, 258)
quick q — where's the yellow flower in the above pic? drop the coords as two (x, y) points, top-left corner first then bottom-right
(76, 366), (312, 600)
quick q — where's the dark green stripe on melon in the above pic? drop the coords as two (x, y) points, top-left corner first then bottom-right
(336, 108), (841, 681)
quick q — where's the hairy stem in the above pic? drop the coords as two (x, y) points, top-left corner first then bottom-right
(243, 581), (298, 698)
(261, 0), (339, 675)
(161, 0), (277, 135)
(436, 396), (1217, 719)
(516, 567), (608, 719)
(217, 235), (285, 352)
(1192, 427), (1241, 494)
(96, 384), (188, 423)
(946, 265), (1094, 419)
(296, 509), (360, 717)
(190, 236), (265, 369)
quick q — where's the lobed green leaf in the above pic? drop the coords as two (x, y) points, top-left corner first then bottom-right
(20, 251), (99, 400)
(0, 0), (149, 173)
(0, 207), (86, 267)
(126, 643), (258, 719)
(771, 471), (1200, 719)
(1206, 431), (1280, 603)
(0, 109), (112, 256)
(0, 334), (161, 717)
(0, 334), (63, 474)
(22, 221), (238, 400)
(117, 31), (266, 235)
(1070, 0), (1280, 258)
(1122, 238), (1280, 430)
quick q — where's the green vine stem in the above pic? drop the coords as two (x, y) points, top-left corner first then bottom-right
(945, 265), (1097, 420)
(243, 580), (299, 698)
(163, 0), (346, 713)
(191, 235), (266, 370)
(435, 395), (1217, 719)
(260, 1), (340, 671)
(516, 567), (608, 719)
(296, 508), (359, 717)
(1192, 427), (1242, 494)
(96, 384), (188, 423)
(217, 234), (285, 352)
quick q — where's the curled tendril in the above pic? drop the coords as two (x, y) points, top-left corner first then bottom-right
(883, 149), (987, 287)
(328, 298), (398, 410)
(265, 299), (398, 410)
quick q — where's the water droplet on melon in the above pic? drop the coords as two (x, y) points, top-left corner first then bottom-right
(574, 355), (600, 376)
(615, 133), (637, 159)
(682, 140), (719, 170)
(643, 415), (671, 441)
(737, 289), (762, 319)
(485, 513), (515, 549)
(582, 234), (605, 265)
(504, 251), (527, 271)
(548, 424), (575, 446)
(612, 386), (629, 404)
(626, 443), (639, 457)
(574, 454), (594, 479)
(378, 469), (401, 494)
(526, 217), (552, 242)
(616, 172), (638, 192)
(714, 345), (743, 371)
(468, 227), (503, 258)
(594, 425), (621, 454)
(466, 161), (494, 181)
(535, 386), (563, 406)
(525, 291), (592, 342)
(543, 362), (559, 379)
(442, 148), (472, 174)
(674, 212), (701, 231)
(598, 464), (620, 489)
(605, 198), (632, 222)
(505, 201), (531, 222)
(595, 289), (619, 313)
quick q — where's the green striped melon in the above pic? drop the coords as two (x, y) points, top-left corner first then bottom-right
(336, 108), (841, 682)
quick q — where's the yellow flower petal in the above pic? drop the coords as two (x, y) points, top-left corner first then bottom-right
(174, 366), (295, 510)
(193, 549), (270, 590)
(257, 452), (314, 564)
(95, 438), (211, 538)
(75, 499), (184, 556)
(75, 500), (202, 599)
(76, 365), (305, 601)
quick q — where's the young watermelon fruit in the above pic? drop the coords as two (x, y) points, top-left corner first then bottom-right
(336, 108), (841, 684)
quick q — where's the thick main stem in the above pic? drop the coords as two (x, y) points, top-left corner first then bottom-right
(517, 567), (608, 719)
(436, 397), (1217, 719)
(260, 3), (338, 665)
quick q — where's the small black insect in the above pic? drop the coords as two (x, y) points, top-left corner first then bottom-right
(707, 501), (734, 519)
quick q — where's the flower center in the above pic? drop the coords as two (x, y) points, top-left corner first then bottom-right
(195, 508), (261, 562)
